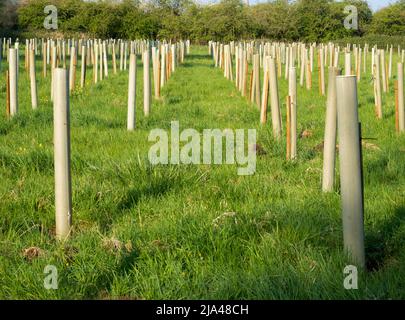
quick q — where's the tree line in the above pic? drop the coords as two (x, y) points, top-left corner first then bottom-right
(1, 0), (404, 42)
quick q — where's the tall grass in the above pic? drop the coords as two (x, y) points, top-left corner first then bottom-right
(0, 46), (404, 299)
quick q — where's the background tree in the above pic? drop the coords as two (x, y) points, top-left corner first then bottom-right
(248, 0), (299, 40)
(369, 0), (405, 36)
(1, 0), (19, 33)
(10, 0), (405, 43)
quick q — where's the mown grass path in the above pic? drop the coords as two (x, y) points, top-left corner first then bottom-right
(0, 47), (404, 299)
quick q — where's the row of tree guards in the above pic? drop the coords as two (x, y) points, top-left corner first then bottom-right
(210, 40), (405, 131)
(0, 37), (403, 268)
(1, 37), (190, 240)
(2, 38), (190, 119)
(210, 40), (405, 268)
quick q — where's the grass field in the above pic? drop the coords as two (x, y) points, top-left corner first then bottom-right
(0, 45), (404, 299)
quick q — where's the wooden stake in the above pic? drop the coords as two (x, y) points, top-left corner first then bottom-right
(320, 49), (325, 95)
(375, 54), (383, 119)
(112, 43), (117, 75)
(306, 61), (312, 90)
(143, 49), (151, 116)
(80, 45), (86, 88)
(9, 48), (18, 116)
(269, 57), (282, 140)
(103, 41), (108, 78)
(381, 50), (387, 93)
(249, 69), (254, 102)
(253, 53), (260, 107)
(69, 46), (76, 92)
(29, 49), (38, 109)
(6, 70), (10, 117)
(398, 63), (404, 132)
(318, 56), (322, 95)
(289, 67), (297, 159)
(43, 41), (47, 78)
(286, 96), (291, 160)
(260, 68), (269, 124)
(94, 43), (98, 84)
(160, 45), (166, 87)
(242, 55), (248, 97)
(395, 80), (399, 133)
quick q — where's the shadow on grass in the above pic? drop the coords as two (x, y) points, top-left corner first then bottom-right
(182, 61), (212, 68)
(73, 113), (123, 129)
(117, 178), (173, 212)
(366, 205), (405, 271)
(115, 249), (141, 287)
(93, 173), (179, 298)
(365, 151), (404, 185)
(0, 110), (52, 135)
(383, 109), (395, 119)
(180, 53), (213, 69)
(185, 53), (212, 60)
(96, 167), (182, 233)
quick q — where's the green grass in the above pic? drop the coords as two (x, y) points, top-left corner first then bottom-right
(0, 46), (404, 299)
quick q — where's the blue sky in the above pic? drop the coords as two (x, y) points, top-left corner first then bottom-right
(363, 0), (393, 11)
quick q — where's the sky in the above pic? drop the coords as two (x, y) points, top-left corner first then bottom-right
(367, 0), (394, 11)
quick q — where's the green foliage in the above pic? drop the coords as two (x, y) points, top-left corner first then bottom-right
(248, 1), (299, 40)
(368, 1), (405, 36)
(11, 0), (403, 41)
(294, 0), (372, 42)
(334, 35), (405, 48)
